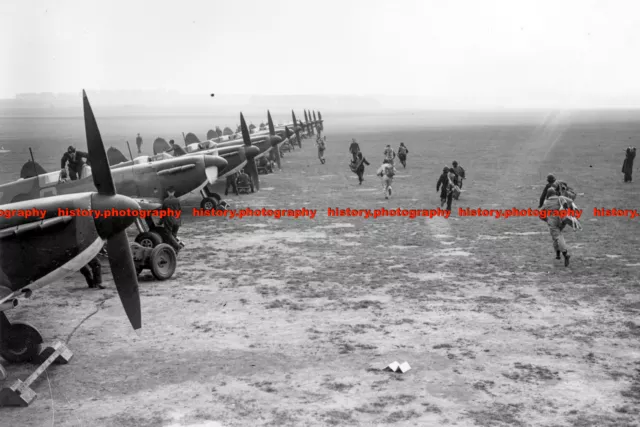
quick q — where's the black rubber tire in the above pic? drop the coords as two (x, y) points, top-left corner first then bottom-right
(135, 231), (163, 248)
(150, 244), (177, 281)
(0, 322), (44, 363)
(200, 197), (217, 211)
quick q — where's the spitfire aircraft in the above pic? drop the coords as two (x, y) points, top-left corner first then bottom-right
(1, 148), (227, 211)
(0, 90), (141, 367)
(151, 112), (284, 208)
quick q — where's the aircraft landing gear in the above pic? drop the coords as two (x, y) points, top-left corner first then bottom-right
(200, 188), (230, 211)
(200, 197), (217, 210)
(0, 313), (43, 364)
(200, 188), (226, 211)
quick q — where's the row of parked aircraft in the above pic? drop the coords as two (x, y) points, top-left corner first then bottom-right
(0, 91), (323, 371)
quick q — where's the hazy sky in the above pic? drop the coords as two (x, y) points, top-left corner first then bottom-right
(2, 0), (640, 107)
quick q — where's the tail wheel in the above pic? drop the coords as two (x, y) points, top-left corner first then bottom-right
(150, 244), (177, 281)
(135, 231), (163, 248)
(0, 322), (44, 363)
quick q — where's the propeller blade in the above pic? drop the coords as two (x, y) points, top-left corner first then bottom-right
(245, 158), (260, 191)
(83, 90), (116, 196)
(291, 111), (301, 147)
(267, 111), (276, 136)
(106, 232), (141, 330)
(206, 167), (218, 184)
(240, 113), (252, 147)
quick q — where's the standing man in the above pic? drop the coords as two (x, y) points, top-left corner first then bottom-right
(540, 187), (571, 266)
(160, 187), (183, 253)
(60, 146), (89, 181)
(225, 172), (239, 196)
(136, 133), (143, 154)
(349, 138), (360, 162)
(622, 146), (636, 183)
(79, 256), (104, 289)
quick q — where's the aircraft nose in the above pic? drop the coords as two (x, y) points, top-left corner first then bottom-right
(203, 154), (228, 169)
(91, 194), (141, 239)
(245, 146), (260, 159)
(269, 135), (283, 147)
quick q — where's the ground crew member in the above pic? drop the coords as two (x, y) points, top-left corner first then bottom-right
(136, 133), (143, 153)
(225, 172), (239, 195)
(80, 256), (104, 289)
(160, 187), (183, 253)
(237, 170), (254, 192)
(60, 146), (89, 180)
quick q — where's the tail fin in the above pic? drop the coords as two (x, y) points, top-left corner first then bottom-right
(107, 147), (129, 166)
(206, 129), (217, 140)
(20, 160), (47, 179)
(153, 138), (171, 155)
(184, 132), (201, 144)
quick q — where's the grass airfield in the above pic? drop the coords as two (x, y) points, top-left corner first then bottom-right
(2, 115), (640, 426)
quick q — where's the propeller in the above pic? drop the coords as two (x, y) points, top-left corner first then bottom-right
(318, 111), (323, 131)
(267, 111), (281, 169)
(83, 90), (141, 331)
(240, 113), (259, 191)
(313, 111), (319, 135)
(303, 110), (309, 134)
(292, 110), (301, 148)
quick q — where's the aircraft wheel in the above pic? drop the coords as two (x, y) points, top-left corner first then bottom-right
(150, 244), (177, 281)
(135, 231), (163, 248)
(200, 197), (217, 211)
(0, 322), (44, 363)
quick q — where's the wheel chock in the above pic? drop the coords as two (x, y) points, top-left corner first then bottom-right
(0, 341), (73, 407)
